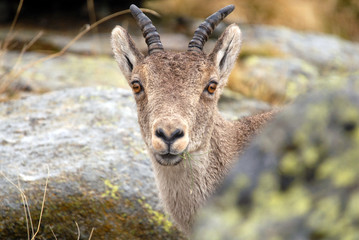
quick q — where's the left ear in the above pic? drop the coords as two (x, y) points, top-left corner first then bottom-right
(209, 24), (242, 83)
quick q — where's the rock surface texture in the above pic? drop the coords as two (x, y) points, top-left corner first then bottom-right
(193, 89), (359, 240)
(0, 86), (268, 239)
(229, 25), (359, 103)
(0, 87), (185, 239)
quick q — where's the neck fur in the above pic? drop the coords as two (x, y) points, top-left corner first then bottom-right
(149, 109), (275, 234)
(149, 112), (242, 233)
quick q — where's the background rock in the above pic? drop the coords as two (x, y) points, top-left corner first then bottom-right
(218, 89), (273, 120)
(0, 87), (185, 239)
(228, 57), (319, 104)
(2, 24), (358, 104)
(0, 86), (268, 239)
(227, 25), (359, 104)
(194, 89), (359, 239)
(1, 51), (128, 93)
(241, 25), (359, 72)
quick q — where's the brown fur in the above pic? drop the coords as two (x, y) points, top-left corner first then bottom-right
(111, 24), (275, 234)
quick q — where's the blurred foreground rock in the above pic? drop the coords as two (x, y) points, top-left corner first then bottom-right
(0, 87), (185, 239)
(194, 89), (359, 239)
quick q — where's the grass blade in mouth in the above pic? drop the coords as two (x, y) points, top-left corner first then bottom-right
(181, 151), (195, 195)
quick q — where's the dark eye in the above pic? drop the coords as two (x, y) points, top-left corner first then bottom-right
(131, 81), (143, 94)
(206, 81), (218, 94)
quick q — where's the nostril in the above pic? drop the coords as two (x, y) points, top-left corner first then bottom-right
(155, 128), (167, 140)
(170, 129), (184, 141)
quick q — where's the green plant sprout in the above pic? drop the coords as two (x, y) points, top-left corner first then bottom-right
(180, 150), (211, 195)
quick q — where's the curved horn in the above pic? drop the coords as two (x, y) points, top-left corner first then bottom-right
(188, 5), (235, 53)
(130, 4), (164, 55)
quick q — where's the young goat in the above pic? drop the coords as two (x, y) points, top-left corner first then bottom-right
(111, 4), (275, 234)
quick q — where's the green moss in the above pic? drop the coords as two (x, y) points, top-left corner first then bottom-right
(0, 179), (184, 240)
(286, 74), (310, 100)
(138, 198), (173, 233)
(102, 179), (121, 199)
(280, 152), (301, 175)
(239, 44), (286, 60)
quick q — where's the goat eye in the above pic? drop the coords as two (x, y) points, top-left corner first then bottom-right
(206, 82), (217, 94)
(131, 81), (142, 94)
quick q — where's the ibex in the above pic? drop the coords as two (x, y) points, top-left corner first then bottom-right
(111, 4), (275, 234)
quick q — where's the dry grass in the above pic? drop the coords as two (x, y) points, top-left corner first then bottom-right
(0, 167), (49, 240)
(1, 169), (96, 239)
(145, 0), (322, 30)
(145, 0), (359, 41)
(0, 1), (159, 100)
(322, 0), (359, 41)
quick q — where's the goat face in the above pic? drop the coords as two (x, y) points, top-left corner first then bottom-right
(131, 51), (219, 166)
(111, 5), (242, 166)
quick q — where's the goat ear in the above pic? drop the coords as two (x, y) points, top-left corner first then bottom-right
(209, 24), (242, 82)
(111, 26), (144, 81)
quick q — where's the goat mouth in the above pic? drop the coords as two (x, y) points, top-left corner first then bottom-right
(155, 153), (182, 166)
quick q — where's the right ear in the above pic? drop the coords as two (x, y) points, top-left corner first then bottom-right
(209, 24), (242, 84)
(111, 26), (144, 81)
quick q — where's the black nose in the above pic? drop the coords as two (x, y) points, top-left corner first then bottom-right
(155, 128), (184, 144)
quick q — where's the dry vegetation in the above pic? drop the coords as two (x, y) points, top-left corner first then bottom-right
(0, 1), (159, 101)
(145, 0), (359, 41)
(1, 169), (96, 240)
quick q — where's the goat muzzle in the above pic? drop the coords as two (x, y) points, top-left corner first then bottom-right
(151, 117), (189, 165)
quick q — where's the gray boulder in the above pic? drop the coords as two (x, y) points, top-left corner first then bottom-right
(241, 25), (359, 72)
(0, 86), (267, 239)
(1, 51), (128, 93)
(3, 24), (359, 104)
(228, 56), (319, 104)
(227, 25), (359, 103)
(0, 87), (184, 239)
(194, 89), (359, 240)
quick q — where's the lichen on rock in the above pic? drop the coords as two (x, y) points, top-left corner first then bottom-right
(193, 89), (359, 240)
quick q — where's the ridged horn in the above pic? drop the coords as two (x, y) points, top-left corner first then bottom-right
(130, 4), (164, 55)
(188, 5), (235, 53)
